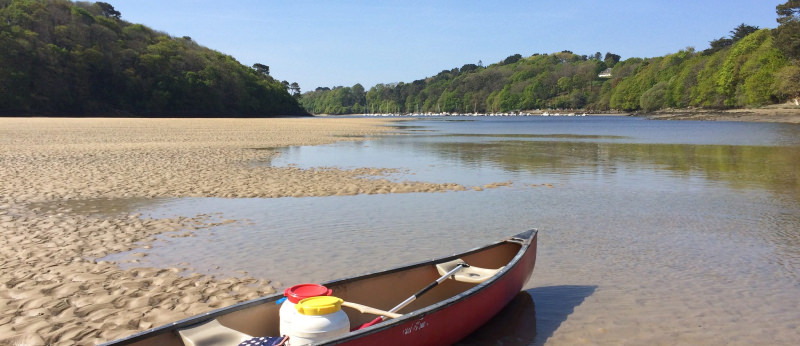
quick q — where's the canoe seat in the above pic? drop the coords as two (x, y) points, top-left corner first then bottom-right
(178, 319), (252, 346)
(436, 259), (504, 284)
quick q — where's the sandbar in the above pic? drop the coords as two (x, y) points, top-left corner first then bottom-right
(0, 117), (467, 344)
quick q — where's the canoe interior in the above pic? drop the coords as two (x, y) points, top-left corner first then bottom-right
(115, 238), (525, 346)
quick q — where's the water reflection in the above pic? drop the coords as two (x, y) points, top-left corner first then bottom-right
(270, 118), (800, 202)
(442, 133), (631, 140)
(527, 286), (597, 346)
(26, 197), (175, 216)
(455, 292), (538, 346)
(455, 285), (598, 345)
(428, 140), (800, 199)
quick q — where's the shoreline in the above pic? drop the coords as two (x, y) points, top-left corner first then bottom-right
(0, 117), (469, 344)
(313, 105), (800, 123)
(644, 104), (800, 123)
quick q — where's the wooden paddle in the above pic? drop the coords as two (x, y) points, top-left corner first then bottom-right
(341, 301), (402, 319)
(356, 262), (469, 330)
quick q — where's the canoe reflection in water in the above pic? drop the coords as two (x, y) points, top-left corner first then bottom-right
(457, 285), (597, 346)
(455, 291), (537, 345)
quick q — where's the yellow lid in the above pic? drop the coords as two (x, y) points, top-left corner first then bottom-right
(295, 296), (343, 316)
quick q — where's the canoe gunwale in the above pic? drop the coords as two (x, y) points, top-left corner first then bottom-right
(100, 229), (537, 346)
(322, 229), (533, 287)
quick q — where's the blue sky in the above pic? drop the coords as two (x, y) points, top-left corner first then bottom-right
(106, 0), (780, 91)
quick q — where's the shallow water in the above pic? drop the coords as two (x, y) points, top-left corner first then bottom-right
(93, 116), (800, 345)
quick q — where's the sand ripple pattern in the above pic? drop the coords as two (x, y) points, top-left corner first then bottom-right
(0, 118), (465, 344)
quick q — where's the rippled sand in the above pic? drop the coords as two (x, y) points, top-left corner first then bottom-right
(0, 117), (467, 344)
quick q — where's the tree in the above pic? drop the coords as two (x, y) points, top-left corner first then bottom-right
(502, 54), (522, 65)
(704, 24), (759, 55)
(554, 51), (578, 63)
(773, 65), (800, 104)
(252, 63), (270, 77)
(460, 63), (479, 74)
(289, 82), (300, 96)
(706, 37), (734, 54)
(604, 52), (621, 67)
(777, 0), (800, 24)
(640, 82), (668, 111)
(730, 23), (759, 42)
(776, 1), (800, 60)
(94, 2), (121, 19)
(351, 83), (365, 95)
(351, 83), (366, 106)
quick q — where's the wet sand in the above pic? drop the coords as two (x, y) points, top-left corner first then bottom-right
(0, 117), (467, 345)
(647, 104), (800, 123)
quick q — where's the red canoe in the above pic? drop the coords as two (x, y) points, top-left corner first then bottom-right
(103, 229), (538, 346)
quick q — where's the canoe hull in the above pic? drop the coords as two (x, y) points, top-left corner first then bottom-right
(102, 230), (537, 346)
(328, 230), (537, 345)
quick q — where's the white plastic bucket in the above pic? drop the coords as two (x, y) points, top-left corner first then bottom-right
(279, 301), (298, 337)
(279, 284), (332, 337)
(289, 296), (350, 346)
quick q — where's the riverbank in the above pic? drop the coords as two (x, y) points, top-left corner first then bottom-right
(646, 104), (800, 123)
(0, 117), (468, 344)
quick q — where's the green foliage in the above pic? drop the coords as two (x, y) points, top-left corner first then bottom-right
(70, 6), (95, 24)
(604, 52), (621, 67)
(706, 37), (733, 55)
(0, 0), (305, 116)
(731, 23), (760, 41)
(776, 0), (800, 25)
(772, 64), (800, 101)
(300, 84), (367, 114)
(94, 2), (120, 19)
(301, 22), (796, 115)
(640, 82), (668, 111)
(501, 54), (523, 65)
(304, 52), (612, 114)
(775, 20), (800, 60)
(716, 29), (786, 106)
(776, 1), (800, 60)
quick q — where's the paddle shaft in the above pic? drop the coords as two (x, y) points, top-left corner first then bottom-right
(341, 301), (402, 319)
(358, 262), (468, 329)
(389, 262), (468, 313)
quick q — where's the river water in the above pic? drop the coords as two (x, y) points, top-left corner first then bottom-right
(102, 116), (800, 345)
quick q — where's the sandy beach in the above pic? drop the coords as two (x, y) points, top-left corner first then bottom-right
(0, 117), (469, 345)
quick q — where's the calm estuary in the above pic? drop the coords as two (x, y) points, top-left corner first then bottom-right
(102, 116), (800, 345)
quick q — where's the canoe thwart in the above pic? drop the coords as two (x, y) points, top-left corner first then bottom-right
(341, 301), (402, 319)
(177, 319), (252, 346)
(435, 259), (504, 284)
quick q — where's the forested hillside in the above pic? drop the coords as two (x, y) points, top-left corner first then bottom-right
(0, 0), (306, 117)
(302, 2), (800, 115)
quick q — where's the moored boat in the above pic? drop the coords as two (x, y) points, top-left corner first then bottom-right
(102, 229), (538, 346)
